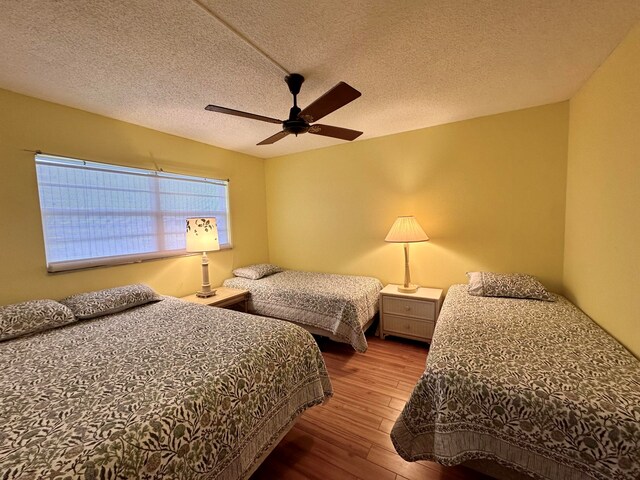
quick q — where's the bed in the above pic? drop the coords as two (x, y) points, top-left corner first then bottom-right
(391, 284), (640, 480)
(0, 286), (332, 479)
(223, 269), (382, 353)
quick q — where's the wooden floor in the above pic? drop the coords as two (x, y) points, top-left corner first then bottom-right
(251, 335), (488, 480)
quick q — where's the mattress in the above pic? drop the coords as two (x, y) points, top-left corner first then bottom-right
(0, 297), (332, 479)
(391, 284), (640, 480)
(224, 270), (382, 353)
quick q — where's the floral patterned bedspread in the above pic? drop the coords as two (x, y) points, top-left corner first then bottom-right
(391, 285), (640, 480)
(224, 271), (382, 353)
(0, 297), (332, 479)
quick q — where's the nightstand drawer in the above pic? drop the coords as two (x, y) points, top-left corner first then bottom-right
(382, 296), (435, 321)
(383, 314), (435, 339)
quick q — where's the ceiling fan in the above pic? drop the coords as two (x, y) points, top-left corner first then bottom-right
(205, 73), (363, 145)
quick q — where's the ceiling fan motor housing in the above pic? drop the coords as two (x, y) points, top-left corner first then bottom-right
(283, 119), (310, 136)
(284, 105), (310, 135)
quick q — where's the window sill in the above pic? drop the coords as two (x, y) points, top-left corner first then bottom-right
(46, 244), (232, 274)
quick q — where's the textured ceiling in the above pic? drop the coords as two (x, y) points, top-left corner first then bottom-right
(1, 1), (639, 158)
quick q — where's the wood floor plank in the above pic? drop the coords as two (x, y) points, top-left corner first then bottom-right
(295, 416), (372, 458)
(251, 336), (483, 480)
(285, 428), (396, 480)
(258, 429), (359, 480)
(324, 362), (416, 389)
(403, 365), (428, 377)
(379, 418), (396, 434)
(298, 414), (374, 454)
(331, 396), (402, 422)
(367, 444), (432, 480)
(332, 375), (412, 402)
(303, 405), (397, 452)
(328, 378), (394, 407)
(396, 380), (419, 394)
(389, 397), (407, 411)
(316, 395), (384, 428)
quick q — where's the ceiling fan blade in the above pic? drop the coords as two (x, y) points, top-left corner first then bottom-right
(299, 82), (361, 123)
(205, 105), (282, 125)
(257, 130), (290, 145)
(308, 124), (363, 141)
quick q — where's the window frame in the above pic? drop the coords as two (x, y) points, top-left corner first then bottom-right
(34, 154), (232, 273)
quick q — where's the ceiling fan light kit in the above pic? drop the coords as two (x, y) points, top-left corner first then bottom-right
(205, 73), (363, 145)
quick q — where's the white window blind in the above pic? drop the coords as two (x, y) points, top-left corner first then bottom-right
(35, 154), (230, 272)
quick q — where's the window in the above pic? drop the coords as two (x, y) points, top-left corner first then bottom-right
(35, 154), (230, 272)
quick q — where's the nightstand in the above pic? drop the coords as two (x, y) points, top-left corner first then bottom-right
(379, 284), (443, 343)
(181, 286), (250, 312)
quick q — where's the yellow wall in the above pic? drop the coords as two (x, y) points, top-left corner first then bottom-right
(265, 103), (569, 292)
(564, 23), (640, 357)
(0, 88), (269, 304)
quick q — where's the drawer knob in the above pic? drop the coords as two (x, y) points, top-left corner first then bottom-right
(404, 306), (411, 311)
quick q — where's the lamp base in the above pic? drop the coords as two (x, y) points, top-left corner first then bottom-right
(397, 284), (419, 294)
(196, 289), (217, 298)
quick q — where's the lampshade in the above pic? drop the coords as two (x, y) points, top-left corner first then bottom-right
(385, 216), (429, 243)
(185, 217), (220, 252)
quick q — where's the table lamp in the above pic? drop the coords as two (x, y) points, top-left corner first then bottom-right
(385, 216), (429, 293)
(186, 217), (220, 297)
